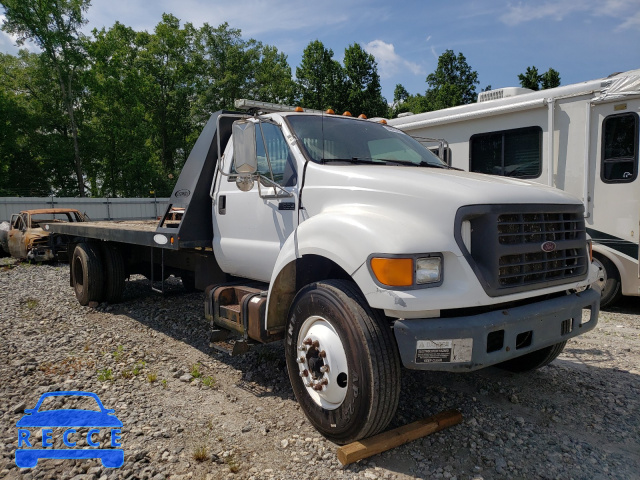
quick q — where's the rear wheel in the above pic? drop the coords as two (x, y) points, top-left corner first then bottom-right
(592, 255), (622, 308)
(71, 243), (104, 306)
(101, 243), (125, 303)
(285, 280), (401, 444)
(497, 341), (567, 372)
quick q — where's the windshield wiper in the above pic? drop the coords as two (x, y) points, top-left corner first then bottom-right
(377, 159), (459, 169)
(321, 157), (380, 164)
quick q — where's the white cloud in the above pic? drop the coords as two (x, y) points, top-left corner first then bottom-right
(500, 0), (640, 29)
(616, 10), (640, 31)
(364, 40), (423, 78)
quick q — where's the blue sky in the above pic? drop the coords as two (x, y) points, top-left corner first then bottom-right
(1, 0), (639, 102)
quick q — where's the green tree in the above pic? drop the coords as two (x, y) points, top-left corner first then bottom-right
(393, 84), (409, 104)
(518, 66), (541, 90)
(253, 45), (296, 105)
(0, 52), (49, 196)
(84, 22), (159, 196)
(195, 22), (260, 114)
(343, 43), (387, 117)
(1, 0), (90, 196)
(136, 14), (199, 182)
(540, 68), (561, 89)
(424, 50), (479, 111)
(518, 66), (561, 90)
(296, 40), (346, 111)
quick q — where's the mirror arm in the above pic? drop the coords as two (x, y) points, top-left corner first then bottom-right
(256, 175), (293, 199)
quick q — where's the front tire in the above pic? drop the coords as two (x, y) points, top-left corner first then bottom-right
(71, 243), (104, 306)
(497, 341), (567, 372)
(285, 280), (401, 444)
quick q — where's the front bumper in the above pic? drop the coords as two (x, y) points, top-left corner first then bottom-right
(27, 247), (55, 262)
(393, 287), (600, 372)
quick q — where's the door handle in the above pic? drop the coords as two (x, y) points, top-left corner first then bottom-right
(218, 195), (226, 215)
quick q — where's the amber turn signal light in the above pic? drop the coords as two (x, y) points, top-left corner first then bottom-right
(370, 257), (413, 287)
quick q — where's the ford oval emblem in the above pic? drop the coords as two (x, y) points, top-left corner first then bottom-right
(541, 241), (557, 252)
(175, 189), (191, 198)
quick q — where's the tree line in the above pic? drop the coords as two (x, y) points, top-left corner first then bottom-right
(0, 0), (560, 198)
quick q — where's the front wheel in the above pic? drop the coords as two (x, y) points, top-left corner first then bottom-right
(285, 280), (401, 444)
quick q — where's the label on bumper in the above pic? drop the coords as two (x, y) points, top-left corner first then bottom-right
(416, 339), (473, 363)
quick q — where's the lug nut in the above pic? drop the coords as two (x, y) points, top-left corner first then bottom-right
(313, 384), (324, 391)
(312, 340), (320, 348)
(320, 378), (328, 386)
(319, 350), (326, 358)
(297, 356), (305, 364)
(320, 365), (330, 373)
(299, 369), (309, 378)
(303, 338), (313, 345)
(304, 381), (312, 388)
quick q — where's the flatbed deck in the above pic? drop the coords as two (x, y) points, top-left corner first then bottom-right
(45, 219), (189, 249)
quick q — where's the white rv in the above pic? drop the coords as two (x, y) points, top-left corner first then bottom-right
(389, 69), (640, 307)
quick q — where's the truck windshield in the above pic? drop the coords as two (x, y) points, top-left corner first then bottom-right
(286, 115), (447, 167)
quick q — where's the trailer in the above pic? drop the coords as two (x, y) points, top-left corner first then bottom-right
(389, 69), (640, 307)
(47, 100), (600, 444)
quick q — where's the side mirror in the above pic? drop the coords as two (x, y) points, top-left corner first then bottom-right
(232, 120), (258, 175)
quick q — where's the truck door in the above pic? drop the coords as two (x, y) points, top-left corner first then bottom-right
(212, 119), (299, 282)
(8, 213), (28, 259)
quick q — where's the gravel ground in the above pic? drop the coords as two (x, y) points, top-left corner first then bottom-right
(0, 258), (638, 480)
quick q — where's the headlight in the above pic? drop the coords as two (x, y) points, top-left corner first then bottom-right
(416, 257), (442, 284)
(369, 254), (443, 288)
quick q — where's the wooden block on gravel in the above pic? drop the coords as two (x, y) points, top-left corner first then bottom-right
(337, 409), (463, 466)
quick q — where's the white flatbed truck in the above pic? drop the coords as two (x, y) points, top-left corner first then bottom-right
(46, 100), (601, 444)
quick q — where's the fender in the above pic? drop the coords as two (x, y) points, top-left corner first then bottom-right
(265, 206), (457, 329)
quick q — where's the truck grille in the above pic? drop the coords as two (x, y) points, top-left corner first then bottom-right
(456, 205), (589, 297)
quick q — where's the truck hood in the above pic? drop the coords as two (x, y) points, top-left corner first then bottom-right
(302, 163), (581, 208)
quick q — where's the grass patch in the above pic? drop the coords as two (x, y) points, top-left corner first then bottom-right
(190, 363), (201, 379)
(121, 370), (133, 379)
(202, 376), (215, 388)
(26, 298), (38, 309)
(225, 455), (240, 473)
(192, 445), (208, 462)
(112, 345), (124, 362)
(97, 368), (113, 381)
(132, 361), (146, 376)
(39, 357), (94, 375)
(147, 372), (158, 383)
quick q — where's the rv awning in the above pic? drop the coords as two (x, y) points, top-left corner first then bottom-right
(593, 75), (640, 103)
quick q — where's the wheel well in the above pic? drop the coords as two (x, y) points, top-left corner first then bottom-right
(592, 250), (621, 280)
(266, 255), (358, 331)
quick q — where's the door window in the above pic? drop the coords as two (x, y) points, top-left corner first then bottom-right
(257, 122), (297, 186)
(601, 113), (639, 183)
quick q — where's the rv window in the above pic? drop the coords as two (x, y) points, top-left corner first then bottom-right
(601, 113), (639, 184)
(470, 127), (542, 178)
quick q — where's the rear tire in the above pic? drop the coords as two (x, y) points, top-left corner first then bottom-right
(101, 243), (125, 303)
(592, 255), (622, 308)
(497, 341), (567, 372)
(285, 280), (401, 444)
(71, 243), (104, 306)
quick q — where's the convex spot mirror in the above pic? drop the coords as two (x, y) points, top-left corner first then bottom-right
(232, 120), (258, 175)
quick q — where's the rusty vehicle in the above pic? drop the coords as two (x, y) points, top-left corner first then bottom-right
(6, 209), (87, 262)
